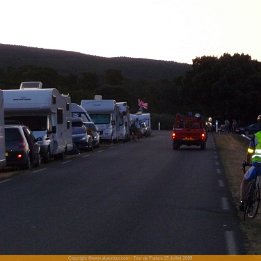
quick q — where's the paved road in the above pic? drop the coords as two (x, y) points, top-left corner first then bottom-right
(0, 131), (245, 254)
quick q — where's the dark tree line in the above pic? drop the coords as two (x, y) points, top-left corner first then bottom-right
(0, 53), (260, 129)
(181, 54), (261, 125)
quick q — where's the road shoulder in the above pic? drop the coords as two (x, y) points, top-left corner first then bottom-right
(214, 133), (261, 254)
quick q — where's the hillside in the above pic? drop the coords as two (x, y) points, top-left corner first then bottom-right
(0, 44), (190, 80)
(0, 47), (259, 128)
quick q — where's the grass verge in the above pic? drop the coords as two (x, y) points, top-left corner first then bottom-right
(214, 133), (261, 254)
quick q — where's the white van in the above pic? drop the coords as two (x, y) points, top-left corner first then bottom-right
(81, 97), (120, 142)
(71, 103), (93, 122)
(3, 82), (73, 162)
(0, 90), (6, 169)
(116, 102), (130, 141)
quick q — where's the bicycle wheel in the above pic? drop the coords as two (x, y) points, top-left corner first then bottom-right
(244, 182), (260, 219)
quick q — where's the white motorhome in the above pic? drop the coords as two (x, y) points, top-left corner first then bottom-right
(130, 112), (151, 136)
(3, 82), (73, 162)
(81, 97), (119, 142)
(0, 90), (6, 169)
(71, 103), (93, 123)
(116, 102), (130, 141)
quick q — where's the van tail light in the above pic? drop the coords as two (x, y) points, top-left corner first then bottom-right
(172, 132), (176, 139)
(201, 133), (205, 140)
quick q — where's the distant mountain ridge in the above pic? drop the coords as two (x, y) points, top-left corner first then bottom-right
(0, 44), (190, 80)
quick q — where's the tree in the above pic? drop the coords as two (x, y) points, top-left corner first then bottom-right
(104, 69), (123, 85)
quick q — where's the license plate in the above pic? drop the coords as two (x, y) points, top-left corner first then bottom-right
(183, 137), (194, 140)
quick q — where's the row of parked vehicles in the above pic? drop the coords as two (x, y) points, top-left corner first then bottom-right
(0, 82), (151, 170)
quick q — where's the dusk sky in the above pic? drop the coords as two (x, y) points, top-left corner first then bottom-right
(1, 0), (260, 64)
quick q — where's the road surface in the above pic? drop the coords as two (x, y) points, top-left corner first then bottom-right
(0, 131), (245, 254)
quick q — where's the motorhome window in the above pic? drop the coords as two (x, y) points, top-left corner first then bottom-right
(52, 95), (56, 104)
(90, 114), (110, 124)
(5, 116), (47, 131)
(72, 120), (83, 127)
(57, 108), (64, 124)
(67, 121), (71, 129)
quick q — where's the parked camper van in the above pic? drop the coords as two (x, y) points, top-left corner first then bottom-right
(0, 90), (6, 169)
(81, 97), (119, 142)
(71, 103), (93, 123)
(130, 112), (151, 136)
(116, 102), (130, 141)
(3, 82), (73, 162)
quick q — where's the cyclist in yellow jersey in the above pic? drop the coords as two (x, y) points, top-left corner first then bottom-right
(239, 115), (261, 211)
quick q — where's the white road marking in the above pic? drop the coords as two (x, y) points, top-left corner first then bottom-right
(225, 231), (239, 254)
(82, 155), (90, 158)
(216, 168), (221, 174)
(222, 197), (230, 210)
(0, 179), (12, 184)
(97, 150), (104, 153)
(32, 168), (47, 174)
(215, 161), (220, 166)
(61, 160), (72, 165)
(219, 179), (224, 187)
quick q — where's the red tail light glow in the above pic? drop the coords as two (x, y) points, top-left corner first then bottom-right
(172, 132), (176, 139)
(201, 133), (205, 140)
(17, 154), (23, 159)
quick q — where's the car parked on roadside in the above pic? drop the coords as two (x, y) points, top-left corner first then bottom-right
(72, 118), (93, 151)
(5, 125), (41, 169)
(238, 123), (261, 135)
(84, 122), (100, 148)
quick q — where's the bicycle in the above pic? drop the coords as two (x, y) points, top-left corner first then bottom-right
(241, 161), (261, 220)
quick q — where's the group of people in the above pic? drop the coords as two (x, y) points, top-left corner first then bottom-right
(220, 119), (238, 133)
(239, 114), (261, 211)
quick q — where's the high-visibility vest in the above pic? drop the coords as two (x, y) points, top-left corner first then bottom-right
(252, 132), (261, 163)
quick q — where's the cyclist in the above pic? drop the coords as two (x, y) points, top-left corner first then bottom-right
(239, 115), (261, 211)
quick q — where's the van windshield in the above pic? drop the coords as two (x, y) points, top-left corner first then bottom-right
(84, 123), (98, 131)
(72, 112), (89, 122)
(5, 116), (47, 131)
(90, 114), (110, 124)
